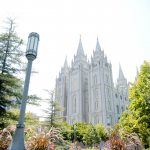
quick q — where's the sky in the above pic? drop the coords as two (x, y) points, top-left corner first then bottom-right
(0, 0), (150, 115)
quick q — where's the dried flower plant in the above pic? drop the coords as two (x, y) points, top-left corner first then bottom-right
(26, 126), (64, 150)
(0, 128), (12, 150)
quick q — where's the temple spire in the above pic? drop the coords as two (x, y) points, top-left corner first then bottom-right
(135, 66), (139, 82)
(95, 37), (101, 52)
(76, 36), (84, 56)
(136, 66), (139, 76)
(64, 56), (68, 68)
(119, 64), (125, 80)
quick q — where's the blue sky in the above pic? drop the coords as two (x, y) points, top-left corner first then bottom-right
(0, 0), (150, 114)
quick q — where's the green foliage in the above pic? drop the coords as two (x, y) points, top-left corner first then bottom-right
(27, 95), (41, 106)
(0, 18), (24, 75)
(95, 123), (108, 141)
(0, 18), (41, 128)
(72, 122), (88, 143)
(0, 74), (21, 111)
(57, 121), (72, 141)
(0, 74), (22, 128)
(25, 111), (39, 126)
(43, 90), (63, 128)
(119, 111), (139, 133)
(83, 124), (100, 146)
(1, 108), (39, 127)
(70, 122), (106, 146)
(0, 109), (39, 143)
(0, 18), (24, 128)
(119, 61), (150, 148)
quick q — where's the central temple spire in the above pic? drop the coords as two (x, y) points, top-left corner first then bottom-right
(95, 37), (101, 52)
(76, 36), (84, 56)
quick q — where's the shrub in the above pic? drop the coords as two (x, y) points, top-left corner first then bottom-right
(0, 128), (12, 150)
(109, 132), (126, 150)
(26, 132), (50, 150)
(26, 126), (64, 150)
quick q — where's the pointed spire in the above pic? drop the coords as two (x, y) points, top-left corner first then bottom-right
(134, 66), (139, 83)
(64, 56), (68, 68)
(77, 36), (84, 56)
(136, 66), (139, 76)
(95, 37), (101, 52)
(119, 64), (125, 79)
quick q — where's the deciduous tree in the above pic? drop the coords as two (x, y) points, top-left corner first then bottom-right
(119, 61), (150, 148)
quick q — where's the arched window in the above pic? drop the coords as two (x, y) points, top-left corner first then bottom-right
(108, 100), (111, 110)
(105, 74), (109, 83)
(84, 78), (88, 90)
(73, 96), (76, 113)
(107, 88), (111, 98)
(96, 89), (99, 98)
(121, 106), (124, 112)
(94, 75), (97, 85)
(115, 93), (118, 98)
(107, 116), (111, 126)
(116, 105), (119, 114)
(95, 101), (98, 110)
(94, 115), (99, 124)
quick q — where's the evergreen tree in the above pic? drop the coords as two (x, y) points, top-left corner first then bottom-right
(0, 74), (22, 127)
(0, 18), (41, 128)
(43, 90), (63, 128)
(0, 18), (24, 127)
(0, 18), (24, 74)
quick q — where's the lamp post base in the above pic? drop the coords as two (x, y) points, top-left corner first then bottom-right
(9, 124), (25, 150)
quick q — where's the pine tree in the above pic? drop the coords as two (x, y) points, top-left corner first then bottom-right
(0, 18), (24, 127)
(0, 18), (24, 74)
(43, 90), (63, 128)
(0, 18), (40, 128)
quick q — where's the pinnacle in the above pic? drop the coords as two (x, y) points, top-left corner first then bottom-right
(77, 36), (84, 56)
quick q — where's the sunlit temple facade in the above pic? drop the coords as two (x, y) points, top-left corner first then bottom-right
(55, 37), (129, 126)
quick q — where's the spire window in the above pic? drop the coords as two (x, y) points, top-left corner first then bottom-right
(94, 75), (97, 85)
(107, 116), (111, 126)
(120, 95), (122, 100)
(94, 115), (99, 124)
(95, 101), (99, 110)
(73, 96), (76, 113)
(116, 105), (119, 114)
(121, 106), (124, 112)
(105, 74), (109, 83)
(108, 100), (111, 110)
(115, 93), (118, 98)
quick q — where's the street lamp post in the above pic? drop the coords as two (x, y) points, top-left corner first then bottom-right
(10, 32), (40, 150)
